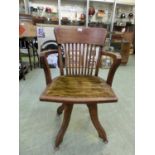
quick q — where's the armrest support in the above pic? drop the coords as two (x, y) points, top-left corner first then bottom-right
(101, 51), (122, 86)
(39, 50), (58, 85)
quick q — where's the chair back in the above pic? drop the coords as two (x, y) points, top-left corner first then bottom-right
(54, 26), (107, 76)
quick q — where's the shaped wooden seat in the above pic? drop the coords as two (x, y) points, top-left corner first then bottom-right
(40, 76), (117, 103)
(39, 27), (121, 148)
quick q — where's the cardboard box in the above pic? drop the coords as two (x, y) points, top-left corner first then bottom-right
(19, 22), (36, 37)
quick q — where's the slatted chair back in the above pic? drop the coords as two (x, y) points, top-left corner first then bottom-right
(54, 27), (107, 76)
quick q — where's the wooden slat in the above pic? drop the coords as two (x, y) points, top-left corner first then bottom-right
(64, 44), (68, 75)
(81, 44), (85, 75)
(88, 44), (93, 75)
(84, 44), (89, 75)
(87, 44), (93, 75)
(90, 45), (96, 75)
(79, 43), (81, 75)
(68, 43), (71, 75)
(95, 46), (102, 76)
(58, 45), (64, 75)
(75, 43), (77, 75)
(72, 43), (74, 75)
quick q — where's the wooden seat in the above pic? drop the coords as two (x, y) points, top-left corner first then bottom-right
(40, 76), (117, 103)
(39, 26), (121, 148)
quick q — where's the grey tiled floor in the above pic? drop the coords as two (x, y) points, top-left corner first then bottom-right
(20, 55), (135, 155)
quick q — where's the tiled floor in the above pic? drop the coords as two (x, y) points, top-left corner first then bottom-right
(20, 55), (135, 155)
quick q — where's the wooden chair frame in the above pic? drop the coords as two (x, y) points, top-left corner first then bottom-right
(39, 27), (121, 148)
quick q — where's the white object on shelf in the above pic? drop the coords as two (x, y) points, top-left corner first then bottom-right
(117, 0), (135, 5)
(90, 0), (114, 3)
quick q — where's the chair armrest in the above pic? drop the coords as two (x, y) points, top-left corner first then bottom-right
(40, 50), (58, 85)
(101, 51), (122, 86)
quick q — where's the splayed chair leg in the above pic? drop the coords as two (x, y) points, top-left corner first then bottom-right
(87, 104), (108, 143)
(55, 104), (73, 148)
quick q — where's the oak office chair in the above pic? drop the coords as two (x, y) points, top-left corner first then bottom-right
(39, 27), (121, 148)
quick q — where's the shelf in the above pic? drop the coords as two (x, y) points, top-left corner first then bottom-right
(90, 0), (114, 3)
(117, 0), (135, 6)
(89, 0), (114, 27)
(60, 0), (87, 26)
(20, 0), (135, 30)
(28, 0), (59, 25)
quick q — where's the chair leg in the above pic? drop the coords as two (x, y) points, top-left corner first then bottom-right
(55, 104), (73, 148)
(87, 104), (108, 143)
(57, 104), (64, 115)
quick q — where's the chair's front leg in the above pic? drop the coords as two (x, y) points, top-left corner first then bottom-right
(55, 104), (73, 148)
(87, 104), (108, 143)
